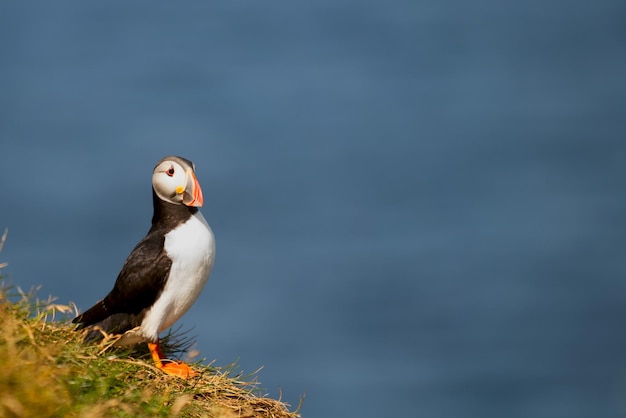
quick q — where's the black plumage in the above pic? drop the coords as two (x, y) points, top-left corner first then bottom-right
(72, 190), (197, 341)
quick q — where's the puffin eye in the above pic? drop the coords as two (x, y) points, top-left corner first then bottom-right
(166, 166), (175, 177)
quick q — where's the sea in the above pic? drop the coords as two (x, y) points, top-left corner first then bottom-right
(1, 1), (626, 417)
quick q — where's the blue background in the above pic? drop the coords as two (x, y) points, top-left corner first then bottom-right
(1, 1), (626, 417)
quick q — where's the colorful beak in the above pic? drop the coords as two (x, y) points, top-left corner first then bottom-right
(182, 170), (204, 207)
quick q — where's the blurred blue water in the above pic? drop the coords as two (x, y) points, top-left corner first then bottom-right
(1, 1), (626, 417)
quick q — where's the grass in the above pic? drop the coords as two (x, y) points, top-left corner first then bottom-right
(0, 231), (301, 418)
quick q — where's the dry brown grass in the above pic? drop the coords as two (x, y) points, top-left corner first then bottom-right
(0, 237), (301, 418)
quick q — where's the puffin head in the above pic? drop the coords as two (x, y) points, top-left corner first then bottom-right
(152, 156), (204, 207)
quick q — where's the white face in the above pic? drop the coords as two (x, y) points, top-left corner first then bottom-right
(152, 160), (188, 205)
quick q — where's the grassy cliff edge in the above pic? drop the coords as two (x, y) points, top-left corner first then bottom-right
(0, 259), (301, 417)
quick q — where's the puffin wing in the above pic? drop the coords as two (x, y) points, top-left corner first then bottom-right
(72, 232), (172, 330)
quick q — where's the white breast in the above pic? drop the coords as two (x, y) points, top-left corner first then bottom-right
(140, 211), (215, 341)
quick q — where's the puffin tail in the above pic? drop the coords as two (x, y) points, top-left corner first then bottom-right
(73, 302), (145, 342)
(72, 300), (108, 329)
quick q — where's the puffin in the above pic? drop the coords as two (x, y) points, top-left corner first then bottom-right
(72, 155), (215, 378)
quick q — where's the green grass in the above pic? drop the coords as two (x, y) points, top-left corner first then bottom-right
(0, 235), (301, 418)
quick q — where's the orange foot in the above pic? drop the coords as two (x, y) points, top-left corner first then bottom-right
(160, 361), (198, 378)
(148, 341), (197, 379)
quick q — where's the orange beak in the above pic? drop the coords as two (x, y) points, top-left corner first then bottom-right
(182, 170), (204, 207)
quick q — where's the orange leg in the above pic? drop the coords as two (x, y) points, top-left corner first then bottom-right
(147, 341), (197, 378)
